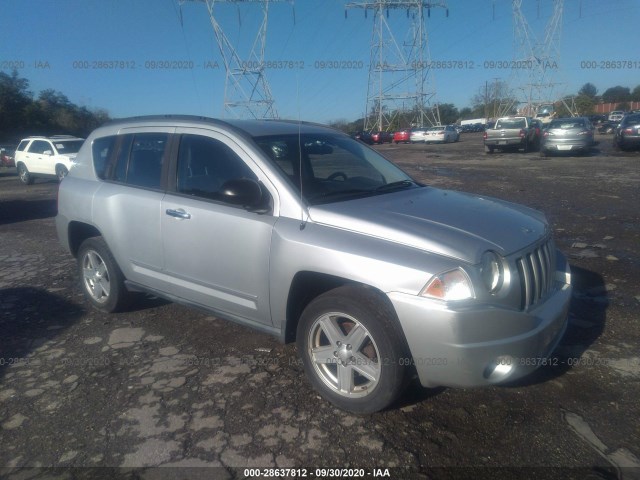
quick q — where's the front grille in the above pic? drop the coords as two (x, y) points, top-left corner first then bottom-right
(516, 239), (555, 310)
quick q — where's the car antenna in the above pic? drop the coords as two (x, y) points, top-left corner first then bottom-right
(297, 71), (307, 230)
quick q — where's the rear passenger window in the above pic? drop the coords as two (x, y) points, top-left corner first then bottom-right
(92, 136), (117, 179)
(112, 133), (168, 189)
(28, 140), (52, 154)
(176, 134), (257, 201)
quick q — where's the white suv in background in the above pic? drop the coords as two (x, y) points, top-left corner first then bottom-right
(14, 135), (84, 184)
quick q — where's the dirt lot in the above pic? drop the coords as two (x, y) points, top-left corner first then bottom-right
(0, 132), (639, 479)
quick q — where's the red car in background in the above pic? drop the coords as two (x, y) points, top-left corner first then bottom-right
(0, 145), (16, 167)
(393, 129), (411, 144)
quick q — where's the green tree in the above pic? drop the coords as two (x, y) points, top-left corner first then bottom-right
(578, 82), (598, 98)
(0, 70), (110, 139)
(0, 69), (33, 138)
(601, 86), (631, 104)
(632, 85), (640, 102)
(574, 95), (595, 115)
(436, 103), (459, 125)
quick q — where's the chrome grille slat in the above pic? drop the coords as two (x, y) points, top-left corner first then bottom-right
(517, 239), (555, 310)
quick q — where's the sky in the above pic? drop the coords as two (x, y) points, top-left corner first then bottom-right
(1, 0), (639, 124)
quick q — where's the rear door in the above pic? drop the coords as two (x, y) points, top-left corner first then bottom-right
(25, 140), (51, 173)
(92, 128), (173, 290)
(160, 128), (277, 326)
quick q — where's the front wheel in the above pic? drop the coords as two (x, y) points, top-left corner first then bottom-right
(297, 285), (409, 414)
(56, 165), (68, 182)
(77, 237), (132, 312)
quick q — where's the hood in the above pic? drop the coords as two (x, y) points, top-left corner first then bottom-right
(308, 187), (548, 264)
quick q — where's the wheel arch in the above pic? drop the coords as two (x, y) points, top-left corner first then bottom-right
(68, 221), (102, 257)
(283, 271), (400, 344)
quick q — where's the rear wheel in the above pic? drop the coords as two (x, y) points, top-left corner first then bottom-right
(17, 163), (34, 185)
(77, 237), (132, 312)
(485, 146), (494, 154)
(297, 285), (409, 414)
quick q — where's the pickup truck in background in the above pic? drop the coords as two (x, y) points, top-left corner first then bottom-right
(483, 116), (540, 153)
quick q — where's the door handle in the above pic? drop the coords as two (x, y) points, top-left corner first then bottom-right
(166, 208), (191, 220)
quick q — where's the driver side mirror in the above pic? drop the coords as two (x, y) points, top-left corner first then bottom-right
(220, 178), (269, 213)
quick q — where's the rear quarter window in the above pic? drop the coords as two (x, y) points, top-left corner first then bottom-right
(92, 136), (117, 180)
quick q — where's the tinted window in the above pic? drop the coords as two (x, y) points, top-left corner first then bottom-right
(623, 114), (640, 125)
(111, 133), (167, 189)
(176, 134), (257, 201)
(53, 140), (84, 154)
(92, 136), (117, 179)
(16, 140), (29, 152)
(28, 140), (52, 154)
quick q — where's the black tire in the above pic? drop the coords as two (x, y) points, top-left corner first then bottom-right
(56, 165), (69, 182)
(485, 146), (494, 154)
(296, 285), (409, 414)
(77, 237), (132, 313)
(17, 163), (34, 185)
(540, 149), (548, 157)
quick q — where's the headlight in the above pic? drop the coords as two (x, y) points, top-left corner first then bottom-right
(420, 268), (474, 301)
(480, 251), (504, 293)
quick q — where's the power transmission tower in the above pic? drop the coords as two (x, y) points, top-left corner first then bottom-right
(345, 1), (448, 132)
(180, 0), (292, 119)
(509, 0), (565, 117)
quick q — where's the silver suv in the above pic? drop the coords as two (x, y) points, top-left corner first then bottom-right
(56, 116), (572, 413)
(15, 135), (84, 183)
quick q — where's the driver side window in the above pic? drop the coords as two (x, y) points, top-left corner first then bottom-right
(176, 134), (257, 201)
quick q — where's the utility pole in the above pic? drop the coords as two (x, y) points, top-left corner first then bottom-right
(180, 0), (293, 119)
(345, 1), (448, 132)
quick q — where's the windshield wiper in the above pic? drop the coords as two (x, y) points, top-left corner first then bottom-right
(308, 189), (371, 203)
(374, 180), (416, 192)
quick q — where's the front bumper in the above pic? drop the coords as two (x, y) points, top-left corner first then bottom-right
(389, 275), (571, 388)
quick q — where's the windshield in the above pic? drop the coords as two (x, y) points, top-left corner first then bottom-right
(54, 140), (84, 154)
(254, 133), (418, 205)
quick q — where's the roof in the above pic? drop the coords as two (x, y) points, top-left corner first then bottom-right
(103, 115), (339, 138)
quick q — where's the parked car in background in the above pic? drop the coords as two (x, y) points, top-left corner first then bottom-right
(14, 135), (85, 184)
(410, 128), (428, 143)
(540, 117), (595, 157)
(598, 121), (619, 134)
(450, 125), (461, 142)
(393, 129), (411, 144)
(371, 131), (393, 144)
(0, 144), (16, 167)
(424, 126), (458, 143)
(613, 113), (640, 151)
(483, 116), (539, 153)
(608, 111), (625, 122)
(56, 115), (572, 414)
(588, 114), (607, 125)
(352, 131), (374, 145)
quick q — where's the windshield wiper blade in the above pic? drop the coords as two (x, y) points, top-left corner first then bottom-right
(308, 189), (371, 202)
(374, 180), (416, 192)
